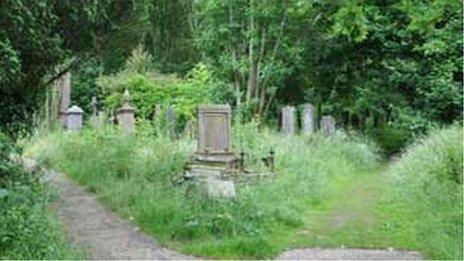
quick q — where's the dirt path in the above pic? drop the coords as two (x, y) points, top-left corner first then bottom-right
(277, 248), (423, 260)
(43, 169), (196, 260)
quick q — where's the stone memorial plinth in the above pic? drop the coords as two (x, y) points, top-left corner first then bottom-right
(320, 115), (336, 136)
(302, 103), (315, 135)
(281, 105), (295, 135)
(66, 105), (83, 131)
(184, 105), (238, 198)
(117, 90), (135, 135)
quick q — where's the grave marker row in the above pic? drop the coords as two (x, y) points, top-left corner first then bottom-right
(281, 104), (336, 136)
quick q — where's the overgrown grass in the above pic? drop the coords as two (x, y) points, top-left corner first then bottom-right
(290, 125), (463, 260)
(0, 133), (81, 259)
(24, 123), (380, 259)
(387, 124), (463, 259)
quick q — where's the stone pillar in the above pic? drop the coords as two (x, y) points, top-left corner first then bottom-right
(117, 90), (135, 135)
(281, 105), (295, 135)
(66, 105), (83, 131)
(58, 72), (71, 126)
(302, 103), (315, 135)
(320, 115), (336, 136)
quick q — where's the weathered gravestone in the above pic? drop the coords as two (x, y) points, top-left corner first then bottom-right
(117, 90), (135, 135)
(320, 115), (336, 136)
(166, 105), (176, 138)
(302, 103), (315, 135)
(184, 105), (237, 198)
(281, 105), (295, 135)
(55, 72), (71, 126)
(66, 105), (83, 131)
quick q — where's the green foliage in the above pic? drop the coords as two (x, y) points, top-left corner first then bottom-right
(25, 125), (380, 258)
(388, 125), (463, 259)
(98, 60), (214, 123)
(0, 131), (80, 259)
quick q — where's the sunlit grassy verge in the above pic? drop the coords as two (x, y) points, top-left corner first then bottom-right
(23, 122), (380, 259)
(288, 125), (463, 260)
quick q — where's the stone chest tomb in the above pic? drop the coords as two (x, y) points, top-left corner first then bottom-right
(183, 104), (274, 199)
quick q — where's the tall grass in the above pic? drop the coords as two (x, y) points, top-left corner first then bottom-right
(388, 124), (463, 259)
(24, 123), (380, 258)
(0, 133), (81, 259)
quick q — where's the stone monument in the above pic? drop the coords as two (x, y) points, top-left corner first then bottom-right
(56, 72), (71, 126)
(66, 105), (83, 131)
(184, 105), (238, 198)
(166, 105), (176, 138)
(302, 103), (315, 135)
(117, 90), (135, 135)
(320, 115), (336, 136)
(281, 105), (295, 135)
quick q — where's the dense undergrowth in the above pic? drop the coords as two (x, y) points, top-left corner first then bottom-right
(387, 124), (463, 259)
(0, 132), (80, 259)
(24, 122), (380, 258)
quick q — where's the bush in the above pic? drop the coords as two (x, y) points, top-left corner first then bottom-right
(97, 62), (214, 127)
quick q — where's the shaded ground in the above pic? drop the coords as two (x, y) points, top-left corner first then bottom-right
(43, 169), (195, 260)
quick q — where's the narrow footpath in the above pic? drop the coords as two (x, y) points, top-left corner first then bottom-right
(44, 169), (195, 260)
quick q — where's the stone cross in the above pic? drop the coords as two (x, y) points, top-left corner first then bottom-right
(197, 105), (232, 154)
(56, 72), (71, 126)
(320, 115), (336, 136)
(166, 105), (176, 138)
(281, 105), (295, 135)
(91, 96), (98, 116)
(302, 103), (315, 135)
(117, 90), (135, 135)
(66, 105), (83, 131)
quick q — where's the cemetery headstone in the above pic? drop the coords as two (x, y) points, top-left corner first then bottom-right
(117, 90), (135, 135)
(281, 105), (295, 135)
(184, 104), (237, 198)
(166, 105), (176, 138)
(66, 105), (83, 131)
(320, 115), (336, 136)
(302, 103), (315, 135)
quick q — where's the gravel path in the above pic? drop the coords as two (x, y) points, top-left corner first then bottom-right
(277, 248), (423, 260)
(43, 169), (196, 260)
